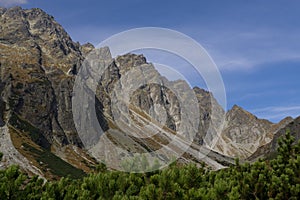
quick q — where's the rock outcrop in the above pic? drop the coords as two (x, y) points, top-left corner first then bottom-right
(248, 116), (297, 161)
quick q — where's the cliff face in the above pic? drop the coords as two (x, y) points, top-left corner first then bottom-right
(74, 48), (226, 170)
(212, 105), (273, 158)
(248, 116), (298, 161)
(0, 7), (96, 179)
(0, 7), (299, 177)
(0, 6), (83, 148)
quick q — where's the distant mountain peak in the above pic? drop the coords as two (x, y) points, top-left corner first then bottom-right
(228, 104), (262, 121)
(231, 104), (248, 112)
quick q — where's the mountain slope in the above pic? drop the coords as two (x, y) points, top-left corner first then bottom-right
(248, 116), (298, 161)
(0, 6), (299, 177)
(0, 7), (97, 178)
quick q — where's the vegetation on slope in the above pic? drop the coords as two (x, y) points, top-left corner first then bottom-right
(0, 132), (300, 199)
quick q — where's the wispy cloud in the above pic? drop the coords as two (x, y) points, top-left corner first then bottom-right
(251, 106), (300, 113)
(250, 105), (300, 122)
(0, 0), (28, 7)
(188, 28), (300, 71)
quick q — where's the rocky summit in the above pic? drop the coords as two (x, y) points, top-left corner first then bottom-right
(0, 7), (298, 178)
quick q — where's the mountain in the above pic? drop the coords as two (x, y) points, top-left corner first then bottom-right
(212, 105), (290, 158)
(248, 116), (298, 161)
(0, 7), (298, 178)
(0, 6), (95, 179)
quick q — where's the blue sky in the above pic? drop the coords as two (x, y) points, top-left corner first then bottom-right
(2, 0), (300, 122)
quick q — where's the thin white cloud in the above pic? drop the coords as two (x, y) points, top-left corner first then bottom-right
(213, 48), (300, 72)
(0, 0), (28, 7)
(186, 27), (300, 72)
(250, 105), (300, 122)
(251, 106), (300, 113)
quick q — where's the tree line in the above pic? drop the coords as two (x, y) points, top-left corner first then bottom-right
(0, 132), (300, 199)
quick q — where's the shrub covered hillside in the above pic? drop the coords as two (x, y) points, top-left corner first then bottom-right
(1, 132), (300, 200)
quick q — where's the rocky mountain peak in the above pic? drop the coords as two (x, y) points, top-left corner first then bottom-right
(193, 86), (210, 98)
(278, 116), (294, 126)
(0, 6), (85, 148)
(230, 104), (254, 116)
(211, 104), (275, 158)
(0, 6), (82, 74)
(24, 7), (50, 19)
(80, 43), (95, 56)
(115, 53), (147, 74)
(231, 104), (242, 110)
(227, 105), (274, 126)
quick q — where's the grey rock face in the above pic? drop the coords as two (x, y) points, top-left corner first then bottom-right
(193, 87), (225, 146)
(248, 116), (297, 161)
(0, 7), (83, 148)
(212, 105), (274, 158)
